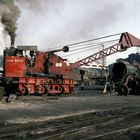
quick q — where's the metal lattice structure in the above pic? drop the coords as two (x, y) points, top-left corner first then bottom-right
(71, 32), (140, 68)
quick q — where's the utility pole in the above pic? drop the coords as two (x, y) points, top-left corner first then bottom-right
(101, 44), (105, 77)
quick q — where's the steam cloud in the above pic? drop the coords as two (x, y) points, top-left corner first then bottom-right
(0, 0), (20, 46)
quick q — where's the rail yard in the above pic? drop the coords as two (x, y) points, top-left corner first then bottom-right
(0, 0), (140, 140)
(0, 24), (140, 140)
(0, 30), (140, 139)
(0, 89), (140, 139)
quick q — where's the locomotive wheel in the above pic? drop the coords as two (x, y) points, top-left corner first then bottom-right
(132, 78), (140, 94)
(117, 85), (129, 96)
(128, 78), (140, 94)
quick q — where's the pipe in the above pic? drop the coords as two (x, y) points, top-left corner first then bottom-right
(47, 46), (69, 53)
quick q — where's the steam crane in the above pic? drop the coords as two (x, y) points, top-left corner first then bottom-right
(1, 45), (74, 97)
(0, 32), (140, 98)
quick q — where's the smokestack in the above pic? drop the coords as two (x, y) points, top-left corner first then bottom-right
(1, 15), (16, 46)
(0, 0), (20, 47)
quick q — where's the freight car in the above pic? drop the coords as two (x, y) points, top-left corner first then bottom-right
(0, 45), (74, 96)
(107, 60), (140, 95)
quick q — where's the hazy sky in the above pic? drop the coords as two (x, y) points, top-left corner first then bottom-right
(1, 0), (140, 64)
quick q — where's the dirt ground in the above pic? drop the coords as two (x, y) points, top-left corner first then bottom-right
(0, 87), (140, 125)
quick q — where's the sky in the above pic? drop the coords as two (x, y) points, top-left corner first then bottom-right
(1, 0), (140, 65)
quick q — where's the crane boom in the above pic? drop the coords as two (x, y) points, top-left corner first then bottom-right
(119, 32), (140, 49)
(71, 32), (140, 68)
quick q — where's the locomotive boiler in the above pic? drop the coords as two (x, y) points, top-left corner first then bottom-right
(0, 45), (74, 96)
(109, 61), (140, 95)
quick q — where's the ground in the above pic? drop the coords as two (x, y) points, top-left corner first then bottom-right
(0, 87), (140, 125)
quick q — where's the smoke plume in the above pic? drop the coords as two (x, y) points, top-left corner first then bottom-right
(0, 0), (20, 46)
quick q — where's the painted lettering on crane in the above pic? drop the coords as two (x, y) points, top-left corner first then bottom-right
(7, 59), (24, 63)
(56, 63), (62, 67)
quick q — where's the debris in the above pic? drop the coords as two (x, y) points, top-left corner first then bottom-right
(8, 94), (17, 102)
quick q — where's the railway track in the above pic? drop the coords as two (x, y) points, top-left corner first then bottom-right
(0, 108), (140, 140)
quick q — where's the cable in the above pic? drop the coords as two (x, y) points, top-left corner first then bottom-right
(66, 32), (121, 47)
(43, 32), (122, 51)
(68, 39), (119, 52)
(61, 39), (119, 57)
(68, 39), (119, 48)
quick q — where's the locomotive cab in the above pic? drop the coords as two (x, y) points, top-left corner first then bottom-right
(3, 46), (38, 78)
